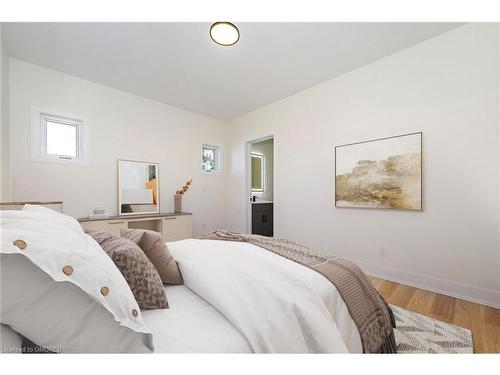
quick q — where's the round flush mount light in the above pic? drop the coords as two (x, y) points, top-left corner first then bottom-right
(210, 22), (240, 46)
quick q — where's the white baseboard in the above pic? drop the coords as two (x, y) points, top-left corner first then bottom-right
(354, 260), (500, 309)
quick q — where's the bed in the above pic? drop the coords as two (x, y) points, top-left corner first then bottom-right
(1, 206), (394, 353)
(144, 239), (362, 353)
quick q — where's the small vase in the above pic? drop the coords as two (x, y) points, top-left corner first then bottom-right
(174, 195), (182, 213)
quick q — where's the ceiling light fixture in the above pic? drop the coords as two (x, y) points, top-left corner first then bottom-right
(209, 22), (240, 46)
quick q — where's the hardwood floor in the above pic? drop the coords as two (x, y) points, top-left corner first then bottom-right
(370, 276), (500, 353)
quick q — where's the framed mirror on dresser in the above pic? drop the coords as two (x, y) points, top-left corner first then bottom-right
(118, 160), (159, 216)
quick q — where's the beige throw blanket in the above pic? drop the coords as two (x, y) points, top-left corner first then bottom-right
(200, 230), (396, 353)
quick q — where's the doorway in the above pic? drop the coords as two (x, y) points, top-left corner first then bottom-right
(246, 136), (274, 236)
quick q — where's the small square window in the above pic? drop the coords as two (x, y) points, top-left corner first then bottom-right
(46, 121), (78, 157)
(202, 144), (222, 174)
(31, 107), (89, 165)
(202, 147), (216, 172)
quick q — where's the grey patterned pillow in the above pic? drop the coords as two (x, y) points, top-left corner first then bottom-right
(85, 229), (167, 309)
(121, 229), (183, 285)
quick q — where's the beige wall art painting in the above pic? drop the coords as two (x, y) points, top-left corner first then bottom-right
(335, 132), (422, 210)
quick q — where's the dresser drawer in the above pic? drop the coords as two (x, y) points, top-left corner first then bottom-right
(79, 213), (193, 240)
(80, 219), (127, 236)
(162, 215), (192, 242)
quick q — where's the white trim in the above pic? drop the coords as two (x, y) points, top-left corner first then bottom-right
(31, 106), (89, 166)
(354, 259), (500, 309)
(245, 135), (274, 234)
(201, 143), (223, 176)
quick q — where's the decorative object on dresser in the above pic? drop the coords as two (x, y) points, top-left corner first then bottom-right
(335, 132), (422, 210)
(174, 179), (193, 214)
(118, 159), (160, 216)
(88, 207), (110, 219)
(79, 212), (193, 242)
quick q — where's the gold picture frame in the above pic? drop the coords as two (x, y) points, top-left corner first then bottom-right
(334, 132), (422, 211)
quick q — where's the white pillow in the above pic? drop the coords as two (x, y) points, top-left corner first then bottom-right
(0, 209), (154, 353)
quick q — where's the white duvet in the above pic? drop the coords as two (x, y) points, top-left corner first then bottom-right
(163, 239), (362, 353)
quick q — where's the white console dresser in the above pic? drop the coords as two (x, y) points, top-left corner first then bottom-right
(78, 212), (193, 242)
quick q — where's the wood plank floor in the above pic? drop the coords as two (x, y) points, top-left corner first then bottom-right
(370, 276), (500, 353)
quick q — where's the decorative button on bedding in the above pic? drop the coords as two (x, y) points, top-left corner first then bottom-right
(132, 309), (139, 318)
(101, 286), (109, 296)
(63, 265), (73, 276)
(13, 239), (27, 250)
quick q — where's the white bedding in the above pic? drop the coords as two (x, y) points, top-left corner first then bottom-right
(161, 239), (362, 353)
(142, 285), (251, 353)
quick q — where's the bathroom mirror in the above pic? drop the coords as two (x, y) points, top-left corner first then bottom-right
(251, 153), (264, 192)
(118, 160), (159, 215)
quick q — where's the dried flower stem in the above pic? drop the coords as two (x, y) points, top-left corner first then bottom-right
(175, 179), (193, 196)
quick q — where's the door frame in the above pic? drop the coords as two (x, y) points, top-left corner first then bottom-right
(245, 135), (274, 234)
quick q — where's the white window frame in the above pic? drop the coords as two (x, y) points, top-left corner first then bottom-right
(201, 143), (223, 175)
(31, 106), (89, 165)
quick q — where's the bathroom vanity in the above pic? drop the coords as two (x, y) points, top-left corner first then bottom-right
(251, 201), (273, 237)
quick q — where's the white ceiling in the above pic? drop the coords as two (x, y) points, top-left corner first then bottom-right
(3, 23), (463, 120)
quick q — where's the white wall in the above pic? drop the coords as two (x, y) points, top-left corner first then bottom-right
(226, 24), (500, 307)
(497, 25), (500, 295)
(251, 138), (274, 201)
(9, 59), (228, 236)
(0, 24), (11, 201)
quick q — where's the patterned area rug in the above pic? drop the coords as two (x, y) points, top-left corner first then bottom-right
(392, 305), (473, 353)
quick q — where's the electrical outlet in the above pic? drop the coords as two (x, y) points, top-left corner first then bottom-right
(379, 248), (387, 257)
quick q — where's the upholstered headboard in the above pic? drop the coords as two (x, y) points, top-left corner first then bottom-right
(0, 201), (63, 213)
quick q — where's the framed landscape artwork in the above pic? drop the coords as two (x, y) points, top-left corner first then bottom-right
(335, 132), (422, 210)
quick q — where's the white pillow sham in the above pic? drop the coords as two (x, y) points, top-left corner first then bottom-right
(0, 208), (154, 353)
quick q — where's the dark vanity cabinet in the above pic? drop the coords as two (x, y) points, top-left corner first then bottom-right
(251, 203), (273, 237)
